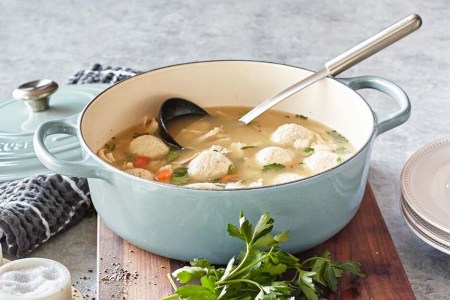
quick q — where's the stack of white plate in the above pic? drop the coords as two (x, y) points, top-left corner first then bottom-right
(401, 137), (450, 255)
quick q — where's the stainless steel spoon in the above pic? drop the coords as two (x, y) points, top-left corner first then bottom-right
(239, 14), (422, 124)
(158, 14), (422, 149)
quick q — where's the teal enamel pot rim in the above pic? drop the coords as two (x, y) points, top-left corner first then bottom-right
(33, 60), (410, 263)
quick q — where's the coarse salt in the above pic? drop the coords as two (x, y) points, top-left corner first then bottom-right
(0, 263), (64, 296)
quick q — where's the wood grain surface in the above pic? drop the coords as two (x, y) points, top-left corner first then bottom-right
(97, 184), (415, 300)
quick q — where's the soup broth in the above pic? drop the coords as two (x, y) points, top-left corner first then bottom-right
(98, 106), (354, 188)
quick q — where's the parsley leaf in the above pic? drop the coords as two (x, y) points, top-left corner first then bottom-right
(241, 146), (257, 150)
(167, 149), (180, 162)
(296, 114), (308, 120)
(124, 152), (137, 162)
(228, 164), (235, 175)
(173, 266), (209, 284)
(176, 285), (216, 299)
(327, 130), (348, 143)
(334, 146), (348, 154)
(164, 212), (364, 300)
(171, 167), (189, 184)
(190, 258), (211, 268)
(262, 163), (285, 171)
(303, 147), (315, 156)
(104, 143), (116, 152)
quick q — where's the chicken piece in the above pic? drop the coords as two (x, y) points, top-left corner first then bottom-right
(187, 150), (233, 181)
(255, 146), (294, 166)
(98, 149), (115, 164)
(271, 123), (315, 149)
(225, 181), (244, 189)
(228, 142), (249, 158)
(122, 161), (134, 170)
(303, 150), (341, 173)
(310, 143), (332, 152)
(125, 168), (154, 180)
(143, 117), (159, 134)
(129, 135), (169, 159)
(185, 183), (223, 189)
(179, 128), (204, 135)
(195, 127), (224, 142)
(158, 164), (173, 172)
(248, 178), (264, 187)
(209, 145), (230, 154)
(272, 173), (304, 184)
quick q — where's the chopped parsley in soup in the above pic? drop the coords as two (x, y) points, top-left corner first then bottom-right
(97, 107), (354, 188)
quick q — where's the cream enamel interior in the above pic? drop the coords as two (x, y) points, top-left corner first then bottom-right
(81, 61), (375, 157)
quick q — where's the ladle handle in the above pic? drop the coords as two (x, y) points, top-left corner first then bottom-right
(325, 14), (422, 76)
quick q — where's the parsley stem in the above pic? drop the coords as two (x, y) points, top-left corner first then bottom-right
(221, 244), (252, 280)
(160, 294), (179, 300)
(218, 246), (275, 284)
(231, 247), (275, 278)
(165, 211), (365, 300)
(166, 273), (178, 291)
(218, 278), (265, 292)
(159, 274), (180, 300)
(298, 256), (322, 269)
(289, 269), (299, 284)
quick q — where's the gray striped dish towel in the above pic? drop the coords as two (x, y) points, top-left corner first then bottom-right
(0, 64), (140, 257)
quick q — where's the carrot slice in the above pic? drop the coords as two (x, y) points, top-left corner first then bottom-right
(133, 155), (149, 168)
(220, 174), (239, 182)
(155, 169), (172, 182)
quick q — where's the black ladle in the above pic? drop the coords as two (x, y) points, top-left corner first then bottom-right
(158, 98), (209, 149)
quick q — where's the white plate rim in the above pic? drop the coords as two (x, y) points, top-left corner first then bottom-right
(401, 196), (450, 246)
(400, 199), (450, 255)
(401, 137), (450, 233)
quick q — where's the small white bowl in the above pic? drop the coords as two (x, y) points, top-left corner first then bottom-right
(0, 258), (72, 300)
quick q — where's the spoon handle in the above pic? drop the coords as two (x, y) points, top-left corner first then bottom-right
(239, 14), (421, 124)
(325, 14), (422, 76)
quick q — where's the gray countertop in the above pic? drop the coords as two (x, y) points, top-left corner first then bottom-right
(1, 1), (449, 299)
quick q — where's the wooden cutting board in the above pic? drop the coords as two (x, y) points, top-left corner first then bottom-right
(97, 184), (415, 299)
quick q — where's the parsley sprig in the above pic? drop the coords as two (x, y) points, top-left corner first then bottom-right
(263, 163), (285, 171)
(303, 147), (315, 157)
(167, 149), (180, 162)
(171, 167), (189, 184)
(295, 114), (308, 120)
(327, 130), (348, 143)
(163, 212), (364, 300)
(104, 143), (116, 152)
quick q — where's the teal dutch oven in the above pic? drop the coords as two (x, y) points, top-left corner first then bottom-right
(33, 61), (410, 264)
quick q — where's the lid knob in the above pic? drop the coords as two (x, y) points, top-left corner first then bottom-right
(12, 79), (59, 112)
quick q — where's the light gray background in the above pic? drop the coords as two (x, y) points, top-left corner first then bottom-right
(1, 1), (449, 299)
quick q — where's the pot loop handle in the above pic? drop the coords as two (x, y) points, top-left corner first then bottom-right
(338, 76), (411, 136)
(33, 115), (112, 182)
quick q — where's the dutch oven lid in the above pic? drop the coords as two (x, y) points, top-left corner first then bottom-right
(0, 80), (108, 182)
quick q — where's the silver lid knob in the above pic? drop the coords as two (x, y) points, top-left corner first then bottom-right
(12, 79), (59, 112)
